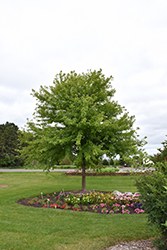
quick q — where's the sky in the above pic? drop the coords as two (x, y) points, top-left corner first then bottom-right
(0, 0), (167, 156)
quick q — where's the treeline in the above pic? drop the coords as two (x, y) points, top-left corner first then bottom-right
(1, 121), (167, 168)
(0, 122), (76, 168)
(0, 122), (24, 168)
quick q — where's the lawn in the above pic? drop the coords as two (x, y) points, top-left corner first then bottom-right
(0, 172), (157, 250)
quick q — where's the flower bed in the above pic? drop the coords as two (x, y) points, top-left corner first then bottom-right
(65, 170), (154, 176)
(18, 190), (145, 214)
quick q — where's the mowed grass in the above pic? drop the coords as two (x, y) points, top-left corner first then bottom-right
(0, 172), (157, 250)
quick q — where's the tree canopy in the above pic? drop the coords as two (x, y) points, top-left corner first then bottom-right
(0, 122), (23, 167)
(20, 69), (146, 190)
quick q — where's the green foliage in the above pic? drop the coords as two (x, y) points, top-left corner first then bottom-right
(20, 69), (147, 190)
(100, 167), (119, 173)
(60, 157), (73, 165)
(102, 159), (109, 165)
(0, 122), (24, 167)
(151, 136), (167, 163)
(54, 165), (76, 169)
(135, 162), (167, 249)
(110, 158), (114, 165)
(114, 159), (120, 166)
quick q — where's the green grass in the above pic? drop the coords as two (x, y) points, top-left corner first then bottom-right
(0, 172), (157, 250)
(0, 164), (76, 169)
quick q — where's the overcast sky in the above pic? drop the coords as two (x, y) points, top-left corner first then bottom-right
(0, 0), (167, 156)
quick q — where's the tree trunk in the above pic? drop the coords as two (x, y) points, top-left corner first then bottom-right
(82, 154), (86, 191)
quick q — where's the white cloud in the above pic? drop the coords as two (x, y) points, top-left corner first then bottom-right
(0, 0), (167, 155)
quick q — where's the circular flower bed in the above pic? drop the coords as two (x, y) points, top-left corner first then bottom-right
(17, 190), (145, 214)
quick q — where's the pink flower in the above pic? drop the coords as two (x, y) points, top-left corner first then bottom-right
(134, 208), (141, 214)
(110, 210), (114, 214)
(135, 194), (140, 197)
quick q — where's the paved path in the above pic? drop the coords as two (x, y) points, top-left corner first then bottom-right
(0, 169), (72, 172)
(118, 167), (155, 172)
(0, 167), (155, 172)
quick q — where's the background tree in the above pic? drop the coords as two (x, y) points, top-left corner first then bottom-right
(102, 159), (109, 166)
(151, 137), (167, 164)
(109, 158), (114, 166)
(20, 69), (146, 190)
(0, 122), (24, 167)
(59, 157), (73, 165)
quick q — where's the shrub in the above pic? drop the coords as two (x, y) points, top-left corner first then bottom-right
(150, 137), (167, 164)
(101, 167), (119, 173)
(102, 159), (109, 166)
(135, 162), (167, 249)
(60, 158), (72, 165)
(110, 158), (114, 165)
(54, 165), (76, 169)
(113, 159), (120, 166)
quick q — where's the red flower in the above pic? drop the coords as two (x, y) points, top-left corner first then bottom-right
(61, 203), (69, 209)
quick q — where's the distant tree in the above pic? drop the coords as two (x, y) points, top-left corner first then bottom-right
(151, 137), (167, 164)
(110, 158), (114, 165)
(20, 69), (146, 190)
(102, 159), (109, 166)
(114, 159), (120, 166)
(60, 157), (72, 165)
(0, 122), (24, 167)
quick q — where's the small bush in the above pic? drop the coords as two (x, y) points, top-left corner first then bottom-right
(101, 167), (119, 173)
(60, 158), (73, 165)
(135, 162), (167, 249)
(54, 165), (76, 169)
(110, 159), (114, 165)
(113, 159), (120, 166)
(102, 159), (109, 166)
